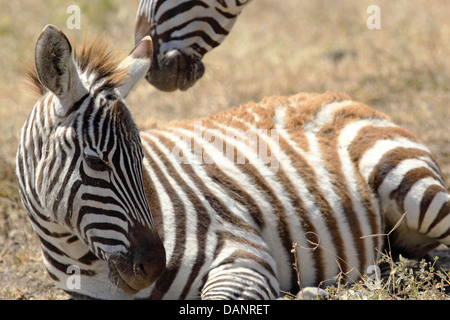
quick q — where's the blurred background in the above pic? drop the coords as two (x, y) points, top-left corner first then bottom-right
(0, 0), (449, 299)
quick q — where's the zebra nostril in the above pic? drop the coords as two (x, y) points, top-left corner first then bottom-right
(126, 224), (166, 288)
(134, 259), (151, 277)
(132, 246), (165, 284)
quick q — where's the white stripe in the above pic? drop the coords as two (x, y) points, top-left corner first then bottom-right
(304, 100), (353, 133)
(421, 191), (449, 236)
(404, 177), (444, 230)
(377, 158), (437, 212)
(87, 228), (129, 247)
(79, 213), (128, 239)
(93, 243), (127, 257)
(418, 155), (444, 184)
(359, 138), (430, 183)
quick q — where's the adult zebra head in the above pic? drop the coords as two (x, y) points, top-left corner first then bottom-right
(135, 0), (252, 91)
(17, 25), (165, 297)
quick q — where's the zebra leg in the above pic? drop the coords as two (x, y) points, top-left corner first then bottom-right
(201, 252), (280, 300)
(360, 137), (450, 258)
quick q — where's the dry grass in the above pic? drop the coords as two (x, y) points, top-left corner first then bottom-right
(323, 254), (450, 300)
(0, 0), (449, 299)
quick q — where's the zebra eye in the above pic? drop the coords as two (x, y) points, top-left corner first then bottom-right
(85, 155), (110, 172)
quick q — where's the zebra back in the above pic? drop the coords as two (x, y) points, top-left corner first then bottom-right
(136, 92), (450, 299)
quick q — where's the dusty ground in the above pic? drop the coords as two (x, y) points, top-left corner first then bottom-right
(0, 1), (449, 299)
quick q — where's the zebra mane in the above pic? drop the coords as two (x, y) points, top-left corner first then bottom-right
(74, 34), (128, 89)
(26, 33), (129, 97)
(24, 62), (46, 96)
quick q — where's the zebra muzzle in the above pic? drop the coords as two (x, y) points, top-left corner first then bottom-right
(147, 49), (205, 91)
(107, 228), (166, 295)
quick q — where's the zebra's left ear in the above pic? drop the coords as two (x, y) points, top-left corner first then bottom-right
(118, 36), (153, 98)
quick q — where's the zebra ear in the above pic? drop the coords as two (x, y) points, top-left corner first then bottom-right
(135, 5), (152, 46)
(35, 25), (86, 105)
(118, 36), (153, 98)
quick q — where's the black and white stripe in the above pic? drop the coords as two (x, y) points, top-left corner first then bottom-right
(137, 0), (251, 56)
(135, 0), (252, 91)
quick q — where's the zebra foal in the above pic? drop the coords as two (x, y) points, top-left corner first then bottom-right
(17, 25), (165, 299)
(19, 26), (450, 299)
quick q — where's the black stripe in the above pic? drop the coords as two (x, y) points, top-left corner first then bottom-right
(78, 250), (99, 265)
(81, 193), (123, 207)
(48, 131), (69, 202)
(64, 93), (90, 117)
(160, 16), (229, 39)
(66, 235), (79, 244)
(65, 179), (82, 227)
(89, 236), (124, 247)
(27, 211), (71, 238)
(93, 100), (106, 145)
(158, 1), (209, 24)
(105, 108), (116, 157)
(419, 185), (446, 229)
(426, 201), (450, 235)
(215, 7), (238, 19)
(40, 236), (70, 258)
(41, 245), (95, 276)
(99, 107), (111, 152)
(82, 222), (127, 240)
(77, 206), (127, 233)
(168, 30), (221, 49)
(82, 98), (95, 146)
